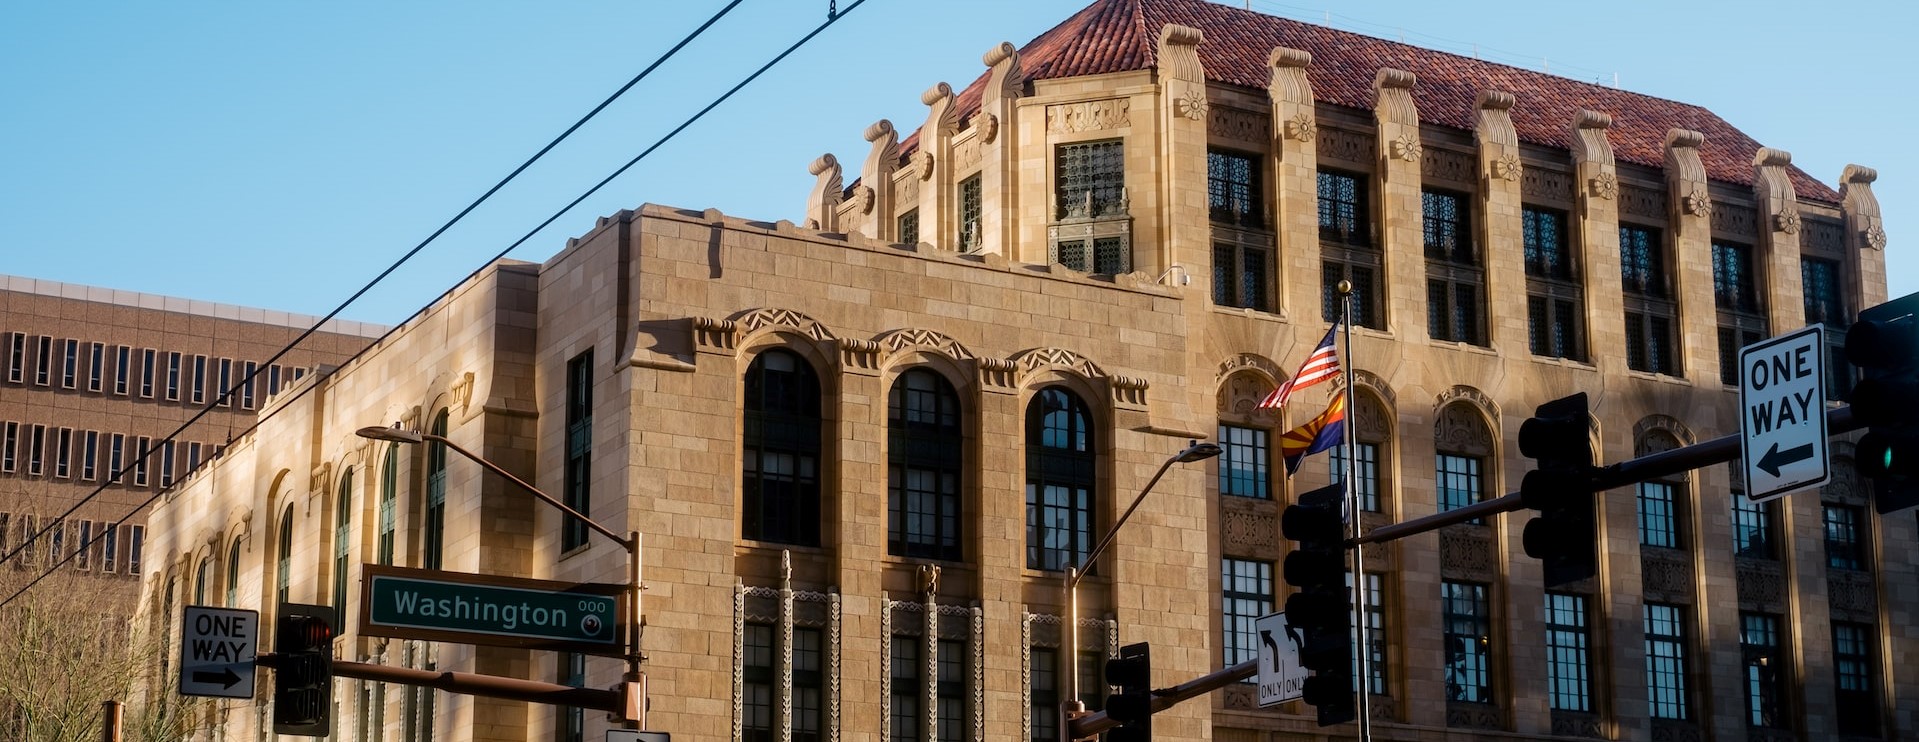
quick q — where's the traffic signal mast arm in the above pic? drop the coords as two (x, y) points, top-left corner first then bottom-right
(1069, 659), (1258, 739)
(259, 652), (629, 715)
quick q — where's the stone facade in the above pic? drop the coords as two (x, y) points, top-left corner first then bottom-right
(138, 3), (1911, 742)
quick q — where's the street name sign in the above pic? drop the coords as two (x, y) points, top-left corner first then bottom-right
(180, 605), (258, 699)
(1739, 325), (1831, 504)
(1253, 611), (1304, 707)
(360, 565), (626, 656)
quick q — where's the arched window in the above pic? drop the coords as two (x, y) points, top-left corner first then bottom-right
(276, 505), (294, 605)
(379, 446), (398, 566)
(1635, 432), (1687, 550)
(1332, 389), (1392, 514)
(226, 537), (243, 607)
(888, 369), (963, 560)
(333, 468), (353, 610)
(424, 409), (449, 570)
(193, 555), (212, 605)
(742, 349), (822, 547)
(1026, 387), (1095, 571)
(1434, 403), (1493, 523)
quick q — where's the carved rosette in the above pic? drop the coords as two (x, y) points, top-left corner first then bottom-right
(852, 185), (876, 215)
(1588, 171), (1618, 200)
(1285, 113), (1316, 142)
(1390, 133), (1422, 162)
(1771, 211), (1801, 235)
(1175, 91), (1208, 120)
(977, 113), (999, 145)
(1491, 154), (1522, 182)
(1683, 187), (1713, 217)
(911, 150), (934, 181)
(1864, 223), (1888, 250)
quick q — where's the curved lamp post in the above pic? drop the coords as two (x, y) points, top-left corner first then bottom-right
(1063, 439), (1223, 733)
(356, 424), (647, 726)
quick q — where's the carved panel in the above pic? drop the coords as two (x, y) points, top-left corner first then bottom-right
(952, 135), (981, 172)
(1650, 718), (1704, 742)
(1207, 106), (1268, 144)
(1045, 98), (1132, 134)
(1735, 559), (1786, 612)
(737, 307), (837, 341)
(893, 172), (919, 208)
(1419, 146), (1473, 184)
(1435, 401), (1494, 457)
(1446, 702), (1502, 731)
(1804, 216), (1846, 254)
(1827, 458), (1866, 506)
(1352, 389), (1390, 441)
(1222, 684), (1257, 709)
(1010, 347), (1107, 384)
(1316, 126), (1373, 165)
(1217, 371), (1281, 427)
(1619, 184), (1666, 220)
(1551, 711), (1603, 739)
(875, 328), (976, 362)
(1640, 548), (1695, 602)
(1712, 202), (1759, 238)
(1520, 166), (1576, 204)
(1439, 525), (1495, 581)
(1221, 510), (1278, 558)
(1829, 570), (1877, 618)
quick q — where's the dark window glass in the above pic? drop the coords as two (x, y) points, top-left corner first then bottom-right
(1741, 613), (1788, 728)
(1620, 225), (1667, 298)
(1713, 242), (1759, 312)
(898, 209), (920, 245)
(558, 652), (586, 742)
(1317, 170), (1370, 246)
(1323, 261), (1380, 329)
(277, 507), (293, 604)
(1217, 424), (1268, 499)
(1350, 571), (1387, 694)
(1545, 592), (1591, 712)
(1802, 257), (1845, 326)
(890, 637), (921, 742)
(1427, 278), (1482, 345)
(1442, 581), (1492, 703)
(333, 469), (352, 610)
(564, 350), (594, 550)
(1422, 189), (1473, 264)
(1330, 442), (1380, 513)
(1719, 325), (1767, 386)
(1055, 140), (1125, 219)
(1645, 603), (1690, 720)
(1833, 622), (1879, 735)
(742, 625), (774, 742)
(1208, 150), (1263, 228)
(1731, 492), (1776, 559)
(743, 350), (822, 546)
(1213, 242), (1272, 311)
(795, 628), (824, 742)
(1436, 454), (1482, 520)
(424, 411), (448, 570)
(1528, 296), (1584, 360)
(935, 640), (965, 742)
(378, 446), (398, 566)
(957, 175), (982, 250)
(889, 369), (963, 560)
(1026, 388), (1095, 571)
(1824, 504), (1865, 571)
(1221, 559), (1273, 674)
(1624, 312), (1678, 375)
(1638, 480), (1681, 549)
(1029, 648), (1058, 742)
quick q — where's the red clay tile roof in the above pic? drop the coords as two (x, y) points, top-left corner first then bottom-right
(913, 0), (1839, 204)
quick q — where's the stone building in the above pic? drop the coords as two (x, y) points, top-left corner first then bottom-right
(139, 0), (1909, 741)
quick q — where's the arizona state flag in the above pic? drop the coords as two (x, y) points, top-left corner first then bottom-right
(1280, 391), (1346, 475)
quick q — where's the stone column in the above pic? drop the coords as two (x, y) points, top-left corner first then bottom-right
(1267, 47), (1320, 319)
(1753, 148), (1806, 333)
(1156, 24), (1211, 281)
(832, 339), (886, 739)
(1475, 90), (1528, 355)
(1571, 110), (1627, 378)
(1662, 129), (1720, 387)
(973, 42), (1021, 257)
(853, 120), (899, 242)
(1373, 69), (1426, 338)
(971, 358), (1027, 742)
(914, 83), (958, 250)
(1840, 165), (1889, 307)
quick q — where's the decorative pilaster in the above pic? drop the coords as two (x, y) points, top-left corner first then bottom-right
(916, 83), (958, 249)
(1475, 90), (1529, 353)
(804, 154), (843, 231)
(1268, 47), (1320, 320)
(1841, 165), (1889, 307)
(1752, 148), (1806, 335)
(856, 119), (899, 241)
(1663, 129), (1720, 385)
(1571, 110), (1627, 376)
(973, 42), (1022, 257)
(1374, 68), (1426, 337)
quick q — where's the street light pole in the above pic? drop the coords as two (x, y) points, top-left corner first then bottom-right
(355, 425), (647, 728)
(1062, 439), (1222, 739)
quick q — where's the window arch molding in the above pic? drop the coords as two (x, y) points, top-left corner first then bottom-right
(1020, 373), (1108, 574)
(738, 343), (832, 550)
(883, 364), (971, 563)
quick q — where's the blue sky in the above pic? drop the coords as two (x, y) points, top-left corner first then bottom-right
(3, 0), (1910, 325)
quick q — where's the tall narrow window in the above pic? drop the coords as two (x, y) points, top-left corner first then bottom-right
(1731, 492), (1776, 559)
(27, 424), (46, 476)
(1221, 559), (1273, 672)
(935, 639), (965, 742)
(741, 624), (774, 742)
(424, 410), (448, 571)
(108, 433), (125, 481)
(1027, 387), (1095, 572)
(1435, 454), (1483, 519)
(1442, 581), (1492, 703)
(217, 358), (232, 406)
(1833, 621), (1879, 735)
(87, 342), (104, 392)
(226, 538), (244, 607)
(1804, 257), (1853, 400)
(103, 523), (119, 574)
(1424, 189), (1483, 345)
(897, 209), (920, 246)
(191, 355), (207, 405)
(165, 351), (182, 401)
(276, 508), (293, 604)
(1644, 603), (1690, 720)
(557, 652), (586, 742)
(1351, 571), (1387, 694)
(76, 521), (93, 571)
(159, 440), (175, 487)
(139, 348), (155, 397)
(1823, 504), (1865, 570)
(890, 638), (922, 742)
(1740, 613), (1787, 728)
(1544, 592), (1591, 712)
(61, 339), (78, 388)
(333, 469), (352, 610)
(6, 333), (23, 383)
(888, 369), (963, 561)
(1329, 442), (1380, 512)
(1208, 150), (1263, 228)
(1524, 206), (1584, 360)
(1211, 150), (1271, 310)
(956, 174), (982, 250)
(81, 431), (97, 480)
(0, 422), (14, 473)
(1320, 169), (1381, 328)
(1217, 424), (1269, 500)
(1638, 479), (1682, 549)
(241, 361), (258, 409)
(795, 628), (825, 742)
(1055, 140), (1125, 219)
(35, 336), (52, 386)
(378, 446), (398, 566)
(194, 556), (213, 604)
(743, 349), (822, 546)
(1621, 225), (1678, 374)
(113, 345), (131, 395)
(54, 428), (72, 479)
(1713, 241), (1768, 385)
(1029, 648), (1059, 742)
(563, 350), (594, 550)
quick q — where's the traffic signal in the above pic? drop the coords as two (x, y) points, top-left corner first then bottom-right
(273, 603), (336, 737)
(1518, 393), (1599, 587)
(1104, 642), (1152, 742)
(1846, 291), (1919, 513)
(1281, 483), (1355, 726)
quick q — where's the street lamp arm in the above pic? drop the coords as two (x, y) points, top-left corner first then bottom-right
(1068, 455), (1178, 590)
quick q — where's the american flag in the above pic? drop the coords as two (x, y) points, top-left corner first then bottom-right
(1257, 322), (1341, 411)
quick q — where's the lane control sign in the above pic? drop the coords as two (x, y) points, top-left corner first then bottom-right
(1254, 611), (1305, 707)
(1738, 325), (1831, 504)
(180, 605), (258, 699)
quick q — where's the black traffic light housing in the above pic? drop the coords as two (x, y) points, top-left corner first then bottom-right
(1846, 291), (1919, 513)
(1519, 393), (1600, 587)
(1281, 483), (1355, 727)
(274, 603), (336, 737)
(1104, 642), (1152, 742)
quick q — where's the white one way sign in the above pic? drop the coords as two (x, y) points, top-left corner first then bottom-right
(179, 606), (258, 699)
(1738, 326), (1831, 504)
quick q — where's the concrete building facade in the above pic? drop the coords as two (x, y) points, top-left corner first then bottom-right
(140, 1), (1909, 741)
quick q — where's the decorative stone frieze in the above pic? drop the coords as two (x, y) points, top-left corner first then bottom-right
(1045, 98), (1133, 133)
(1207, 106), (1266, 143)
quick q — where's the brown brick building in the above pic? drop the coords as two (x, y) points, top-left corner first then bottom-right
(140, 1), (1909, 741)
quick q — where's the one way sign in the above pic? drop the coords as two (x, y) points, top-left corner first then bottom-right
(1739, 326), (1831, 504)
(180, 606), (258, 699)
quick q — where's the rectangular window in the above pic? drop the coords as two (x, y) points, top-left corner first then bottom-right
(1719, 324), (1767, 386)
(76, 521), (93, 572)
(1620, 225), (1667, 297)
(890, 637), (922, 742)
(241, 361), (258, 409)
(563, 350), (594, 551)
(1054, 140), (1125, 219)
(102, 524), (118, 574)
(87, 342), (104, 392)
(1435, 454), (1483, 521)
(1712, 242), (1759, 312)
(191, 355), (207, 405)
(1638, 480), (1681, 549)
(1323, 261), (1381, 330)
(1524, 206), (1573, 279)
(1824, 504), (1865, 571)
(1, 422), (15, 473)
(1528, 295), (1584, 360)
(1802, 257), (1844, 326)
(1029, 648), (1058, 742)
(217, 358), (232, 406)
(61, 339), (78, 388)
(1208, 149), (1263, 228)
(134, 437), (151, 487)
(897, 209), (920, 246)
(81, 431), (98, 480)
(1833, 621), (1879, 736)
(1351, 571), (1387, 695)
(1053, 236), (1129, 275)
(742, 624), (774, 742)
(54, 428), (71, 479)
(1427, 278), (1483, 345)
(34, 336), (52, 386)
(160, 440), (176, 487)
(1731, 495), (1775, 559)
(6, 333), (23, 383)
(1442, 581), (1492, 703)
(1318, 169), (1370, 246)
(1544, 592), (1591, 712)
(1216, 424), (1269, 499)
(139, 348), (155, 398)
(1740, 613), (1787, 728)
(1330, 442), (1381, 513)
(28, 424), (45, 476)
(1221, 559), (1274, 673)
(935, 639), (965, 742)
(1625, 311), (1678, 375)
(957, 174), (982, 250)
(1212, 241), (1272, 311)
(109, 433), (125, 481)
(1422, 189), (1473, 264)
(1645, 603), (1690, 720)
(128, 525), (144, 575)
(188, 442), (202, 473)
(268, 364), (282, 396)
(113, 345), (130, 395)
(557, 651), (585, 742)
(795, 628), (825, 742)
(165, 351), (182, 401)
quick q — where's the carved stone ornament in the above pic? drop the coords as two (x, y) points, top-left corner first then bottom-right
(1492, 153), (1522, 181)
(1588, 171), (1618, 200)
(1285, 113), (1316, 142)
(853, 185), (876, 215)
(1174, 90), (1208, 120)
(1683, 187), (1713, 217)
(912, 150), (935, 181)
(977, 113), (999, 145)
(1865, 223), (1888, 250)
(1771, 211), (1801, 235)
(1390, 133), (1421, 162)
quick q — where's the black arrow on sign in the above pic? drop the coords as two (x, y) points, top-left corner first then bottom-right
(1757, 441), (1815, 478)
(192, 667), (242, 689)
(1260, 630), (1281, 673)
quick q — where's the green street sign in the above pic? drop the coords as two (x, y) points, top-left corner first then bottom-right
(359, 565), (626, 656)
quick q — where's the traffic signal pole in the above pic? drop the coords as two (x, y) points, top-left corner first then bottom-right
(259, 653), (627, 715)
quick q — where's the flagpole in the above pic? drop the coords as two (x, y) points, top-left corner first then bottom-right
(1339, 280), (1373, 742)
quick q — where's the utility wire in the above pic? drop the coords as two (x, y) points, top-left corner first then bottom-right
(0, 0), (745, 589)
(0, 0), (870, 612)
